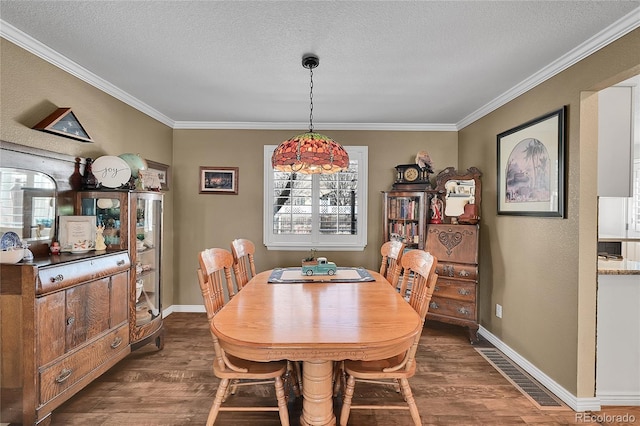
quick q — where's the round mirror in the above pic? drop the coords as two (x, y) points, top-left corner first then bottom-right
(0, 167), (57, 244)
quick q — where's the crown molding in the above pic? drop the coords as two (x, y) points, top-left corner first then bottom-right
(3, 6), (638, 132)
(457, 6), (640, 130)
(172, 120), (458, 131)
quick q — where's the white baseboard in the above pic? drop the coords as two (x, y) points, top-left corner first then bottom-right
(596, 392), (640, 406)
(162, 304), (205, 317)
(478, 325), (601, 412)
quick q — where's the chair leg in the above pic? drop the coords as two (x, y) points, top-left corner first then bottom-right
(295, 361), (303, 393)
(207, 378), (230, 426)
(274, 375), (290, 426)
(287, 361), (301, 398)
(399, 377), (421, 426)
(339, 374), (356, 426)
(229, 378), (239, 396)
(333, 361), (345, 396)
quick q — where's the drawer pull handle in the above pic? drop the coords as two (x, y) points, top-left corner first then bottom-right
(111, 336), (123, 349)
(117, 260), (125, 266)
(442, 266), (455, 277)
(50, 274), (64, 283)
(457, 307), (470, 316)
(55, 368), (73, 383)
(434, 285), (440, 292)
(429, 301), (439, 310)
(458, 270), (471, 277)
(458, 288), (471, 296)
(66, 316), (75, 326)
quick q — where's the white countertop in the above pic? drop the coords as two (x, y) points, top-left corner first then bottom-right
(598, 259), (640, 275)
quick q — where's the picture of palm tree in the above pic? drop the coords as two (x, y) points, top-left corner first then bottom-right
(505, 137), (550, 203)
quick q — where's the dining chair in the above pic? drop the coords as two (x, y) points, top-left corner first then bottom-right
(230, 238), (257, 292)
(339, 249), (438, 426)
(379, 240), (406, 289)
(197, 248), (290, 426)
(230, 238), (303, 396)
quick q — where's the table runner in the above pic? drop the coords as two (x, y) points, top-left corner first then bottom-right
(267, 267), (375, 283)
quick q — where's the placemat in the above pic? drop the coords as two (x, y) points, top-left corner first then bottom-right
(268, 267), (375, 283)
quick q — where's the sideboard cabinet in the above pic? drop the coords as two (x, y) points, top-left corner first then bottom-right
(0, 251), (130, 425)
(76, 190), (164, 350)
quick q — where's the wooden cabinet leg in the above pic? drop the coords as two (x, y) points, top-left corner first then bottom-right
(468, 326), (480, 344)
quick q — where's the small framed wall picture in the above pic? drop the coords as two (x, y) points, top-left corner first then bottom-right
(145, 160), (170, 191)
(199, 166), (238, 195)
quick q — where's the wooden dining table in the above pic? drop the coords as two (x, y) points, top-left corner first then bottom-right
(211, 268), (423, 426)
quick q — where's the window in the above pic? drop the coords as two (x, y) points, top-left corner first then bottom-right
(263, 145), (368, 250)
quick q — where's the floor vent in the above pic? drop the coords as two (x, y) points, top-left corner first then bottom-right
(475, 347), (566, 410)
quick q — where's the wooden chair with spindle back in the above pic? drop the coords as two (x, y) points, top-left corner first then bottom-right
(230, 238), (257, 292)
(339, 249), (438, 426)
(230, 238), (302, 396)
(197, 248), (290, 426)
(379, 240), (406, 289)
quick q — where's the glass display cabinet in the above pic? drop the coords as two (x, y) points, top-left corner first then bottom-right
(382, 190), (430, 249)
(76, 190), (164, 350)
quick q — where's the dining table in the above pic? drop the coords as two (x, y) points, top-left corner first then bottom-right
(211, 267), (423, 426)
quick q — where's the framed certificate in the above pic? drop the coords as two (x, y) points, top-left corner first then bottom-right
(59, 216), (96, 252)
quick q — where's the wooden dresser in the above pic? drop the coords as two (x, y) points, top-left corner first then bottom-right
(1, 251), (131, 425)
(423, 166), (482, 343)
(425, 224), (479, 342)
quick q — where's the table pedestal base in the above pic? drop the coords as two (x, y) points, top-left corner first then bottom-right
(300, 360), (336, 426)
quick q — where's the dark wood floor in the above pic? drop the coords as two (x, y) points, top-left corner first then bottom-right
(50, 313), (639, 425)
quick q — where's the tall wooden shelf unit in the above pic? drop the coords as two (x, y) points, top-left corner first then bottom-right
(382, 167), (482, 343)
(76, 190), (164, 350)
(382, 190), (432, 250)
(426, 167), (482, 343)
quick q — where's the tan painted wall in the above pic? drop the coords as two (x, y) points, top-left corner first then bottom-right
(458, 29), (640, 396)
(0, 39), (175, 307)
(172, 129), (458, 305)
(3, 26), (639, 400)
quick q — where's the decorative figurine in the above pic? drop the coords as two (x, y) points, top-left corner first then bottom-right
(415, 150), (434, 174)
(95, 225), (107, 251)
(429, 196), (443, 224)
(50, 241), (60, 255)
(301, 256), (337, 276)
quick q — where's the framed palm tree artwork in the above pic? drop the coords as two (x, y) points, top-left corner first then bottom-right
(497, 106), (566, 217)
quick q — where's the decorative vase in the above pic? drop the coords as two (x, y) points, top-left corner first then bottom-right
(69, 157), (83, 190)
(82, 157), (99, 189)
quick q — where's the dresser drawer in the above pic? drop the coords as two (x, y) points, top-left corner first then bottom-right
(433, 278), (476, 302)
(39, 324), (129, 405)
(427, 296), (476, 321)
(435, 263), (478, 281)
(37, 252), (130, 295)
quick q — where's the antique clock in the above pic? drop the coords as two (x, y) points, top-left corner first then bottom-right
(393, 164), (432, 190)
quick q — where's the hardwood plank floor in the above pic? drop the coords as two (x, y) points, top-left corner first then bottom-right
(49, 313), (639, 425)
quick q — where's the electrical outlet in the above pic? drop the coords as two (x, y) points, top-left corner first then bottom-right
(496, 304), (503, 318)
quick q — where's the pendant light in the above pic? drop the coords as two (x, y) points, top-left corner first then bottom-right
(271, 54), (349, 174)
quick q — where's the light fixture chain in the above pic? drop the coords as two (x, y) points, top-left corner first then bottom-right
(309, 67), (314, 133)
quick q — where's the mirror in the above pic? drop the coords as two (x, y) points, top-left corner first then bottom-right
(0, 167), (56, 244)
(435, 167), (482, 224)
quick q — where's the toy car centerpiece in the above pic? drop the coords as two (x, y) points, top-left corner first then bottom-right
(301, 250), (337, 276)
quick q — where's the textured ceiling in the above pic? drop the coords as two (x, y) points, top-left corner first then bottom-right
(1, 1), (639, 130)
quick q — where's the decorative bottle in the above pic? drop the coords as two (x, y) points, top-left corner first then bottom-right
(82, 157), (99, 189)
(69, 157), (83, 190)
